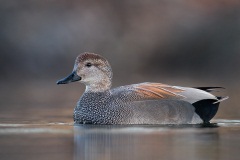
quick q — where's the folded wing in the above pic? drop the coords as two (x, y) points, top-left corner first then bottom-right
(112, 82), (219, 104)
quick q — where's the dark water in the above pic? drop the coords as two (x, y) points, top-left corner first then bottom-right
(0, 120), (239, 160)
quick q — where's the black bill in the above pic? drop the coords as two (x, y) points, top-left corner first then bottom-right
(56, 71), (81, 85)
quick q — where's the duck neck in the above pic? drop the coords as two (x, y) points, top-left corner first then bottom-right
(85, 78), (112, 93)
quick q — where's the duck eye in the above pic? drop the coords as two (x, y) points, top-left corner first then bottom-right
(85, 62), (92, 67)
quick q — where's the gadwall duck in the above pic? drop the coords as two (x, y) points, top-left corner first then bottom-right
(57, 52), (228, 125)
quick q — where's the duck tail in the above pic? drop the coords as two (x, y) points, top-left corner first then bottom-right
(213, 96), (229, 104)
(192, 87), (228, 123)
(193, 99), (220, 124)
(194, 87), (225, 92)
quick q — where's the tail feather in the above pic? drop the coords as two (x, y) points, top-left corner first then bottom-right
(213, 96), (229, 104)
(194, 87), (225, 92)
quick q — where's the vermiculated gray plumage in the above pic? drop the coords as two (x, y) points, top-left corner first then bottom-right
(74, 90), (203, 124)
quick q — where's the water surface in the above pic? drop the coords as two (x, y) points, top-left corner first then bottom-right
(0, 119), (239, 160)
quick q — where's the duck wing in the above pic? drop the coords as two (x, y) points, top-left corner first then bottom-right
(131, 82), (185, 99)
(111, 82), (185, 102)
(111, 82), (220, 104)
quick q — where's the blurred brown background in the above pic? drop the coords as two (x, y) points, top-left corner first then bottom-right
(0, 0), (239, 122)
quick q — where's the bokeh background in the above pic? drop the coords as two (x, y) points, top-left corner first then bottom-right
(0, 0), (239, 122)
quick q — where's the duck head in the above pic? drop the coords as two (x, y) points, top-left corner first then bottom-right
(57, 52), (112, 92)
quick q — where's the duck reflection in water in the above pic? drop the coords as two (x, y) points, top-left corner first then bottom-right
(73, 124), (219, 160)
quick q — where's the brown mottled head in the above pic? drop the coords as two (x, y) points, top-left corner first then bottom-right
(75, 52), (108, 65)
(57, 52), (113, 92)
